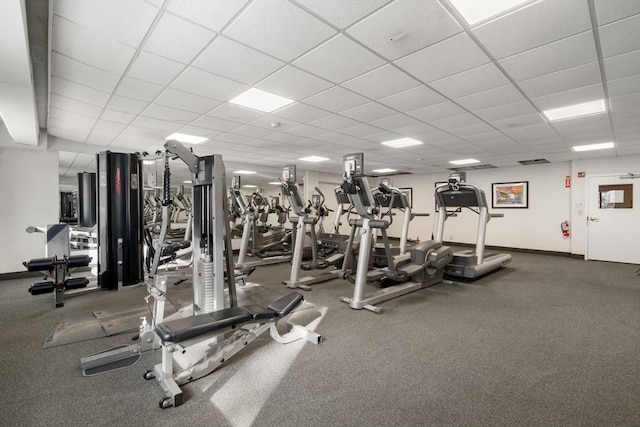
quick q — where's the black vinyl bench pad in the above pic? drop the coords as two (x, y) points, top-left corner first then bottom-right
(155, 292), (304, 343)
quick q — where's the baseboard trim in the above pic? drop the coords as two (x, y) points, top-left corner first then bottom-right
(442, 241), (581, 258)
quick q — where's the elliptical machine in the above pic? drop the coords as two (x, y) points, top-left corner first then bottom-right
(339, 153), (453, 313)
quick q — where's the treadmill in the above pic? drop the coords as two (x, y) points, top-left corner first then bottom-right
(434, 172), (511, 279)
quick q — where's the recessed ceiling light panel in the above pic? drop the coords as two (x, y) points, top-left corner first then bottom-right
(572, 142), (615, 152)
(229, 88), (294, 113)
(543, 99), (606, 122)
(449, 0), (531, 25)
(381, 137), (423, 148)
(233, 170), (256, 174)
(449, 158), (480, 165)
(299, 156), (329, 162)
(166, 132), (208, 144)
(372, 168), (397, 173)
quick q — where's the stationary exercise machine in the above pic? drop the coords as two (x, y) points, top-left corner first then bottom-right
(141, 141), (320, 408)
(281, 165), (343, 290)
(339, 153), (453, 313)
(433, 172), (512, 279)
(232, 181), (292, 269)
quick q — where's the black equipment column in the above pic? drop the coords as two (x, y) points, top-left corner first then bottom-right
(97, 151), (143, 289)
(77, 172), (97, 228)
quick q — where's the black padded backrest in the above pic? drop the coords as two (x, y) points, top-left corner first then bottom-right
(267, 292), (304, 316)
(156, 307), (252, 343)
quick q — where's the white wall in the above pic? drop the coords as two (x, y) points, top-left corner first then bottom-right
(0, 147), (59, 273)
(570, 155), (640, 256)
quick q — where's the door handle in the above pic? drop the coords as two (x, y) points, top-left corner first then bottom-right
(589, 216), (599, 221)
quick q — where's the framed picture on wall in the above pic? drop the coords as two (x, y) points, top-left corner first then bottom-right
(492, 181), (529, 208)
(400, 188), (413, 208)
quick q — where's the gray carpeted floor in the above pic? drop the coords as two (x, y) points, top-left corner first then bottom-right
(0, 250), (638, 427)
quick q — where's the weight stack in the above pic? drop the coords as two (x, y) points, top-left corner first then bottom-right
(96, 151), (143, 289)
(77, 172), (97, 227)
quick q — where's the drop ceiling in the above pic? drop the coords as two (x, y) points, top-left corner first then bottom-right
(2, 0), (639, 187)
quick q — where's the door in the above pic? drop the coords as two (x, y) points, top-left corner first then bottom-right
(586, 174), (640, 264)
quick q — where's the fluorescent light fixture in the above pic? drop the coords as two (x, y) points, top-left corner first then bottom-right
(543, 99), (606, 122)
(269, 181), (281, 185)
(299, 156), (329, 162)
(449, 0), (530, 25)
(381, 137), (423, 148)
(572, 142), (615, 152)
(166, 132), (208, 144)
(233, 170), (256, 175)
(183, 180), (192, 184)
(242, 184), (257, 188)
(143, 160), (155, 165)
(449, 158), (480, 165)
(372, 168), (397, 173)
(229, 88), (294, 113)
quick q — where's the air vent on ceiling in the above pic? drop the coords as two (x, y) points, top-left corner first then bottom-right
(448, 164), (496, 172)
(518, 158), (550, 165)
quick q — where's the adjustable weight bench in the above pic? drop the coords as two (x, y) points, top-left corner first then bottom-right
(146, 291), (321, 408)
(23, 255), (92, 308)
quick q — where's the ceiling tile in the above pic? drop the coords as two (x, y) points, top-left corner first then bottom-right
(472, 0), (592, 59)
(49, 94), (103, 118)
(224, 0), (336, 62)
(49, 107), (97, 128)
(53, 0), (157, 47)
(594, 0), (640, 26)
(430, 62), (511, 99)
(207, 103), (264, 124)
(455, 84), (526, 112)
(142, 104), (200, 123)
(115, 77), (164, 101)
(294, 34), (385, 83)
(127, 51), (185, 86)
(50, 77), (110, 108)
(394, 123), (440, 139)
(346, 0), (461, 60)
(302, 86), (369, 112)
(94, 120), (128, 132)
(172, 67), (248, 101)
(154, 88), (220, 114)
(599, 15), (640, 59)
(87, 128), (119, 145)
(173, 126), (222, 140)
(341, 64), (421, 99)
(368, 114), (423, 131)
(286, 124), (327, 138)
(499, 30), (597, 82)
(256, 66), (333, 101)
(246, 114), (301, 131)
(340, 123), (386, 138)
(603, 49), (640, 81)
(295, 0), (391, 29)
(518, 61), (602, 99)
(429, 113), (483, 131)
(394, 32), (491, 83)
(490, 112), (546, 130)
(190, 115), (241, 132)
(51, 52), (120, 93)
(273, 103), (331, 123)
(378, 85), (446, 112)
(475, 100), (539, 122)
(309, 114), (361, 130)
(167, 0), (249, 32)
(406, 101), (467, 122)
(144, 12), (215, 64)
(122, 125), (168, 140)
(194, 36), (285, 85)
(531, 84), (605, 111)
(106, 95), (149, 115)
(52, 16), (136, 75)
(339, 101), (397, 122)
(230, 124), (273, 139)
(130, 116), (183, 132)
(610, 93), (640, 119)
(101, 109), (136, 125)
(607, 74), (640, 97)
(110, 133), (159, 150)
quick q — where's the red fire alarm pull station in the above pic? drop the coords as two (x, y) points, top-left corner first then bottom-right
(565, 176), (571, 188)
